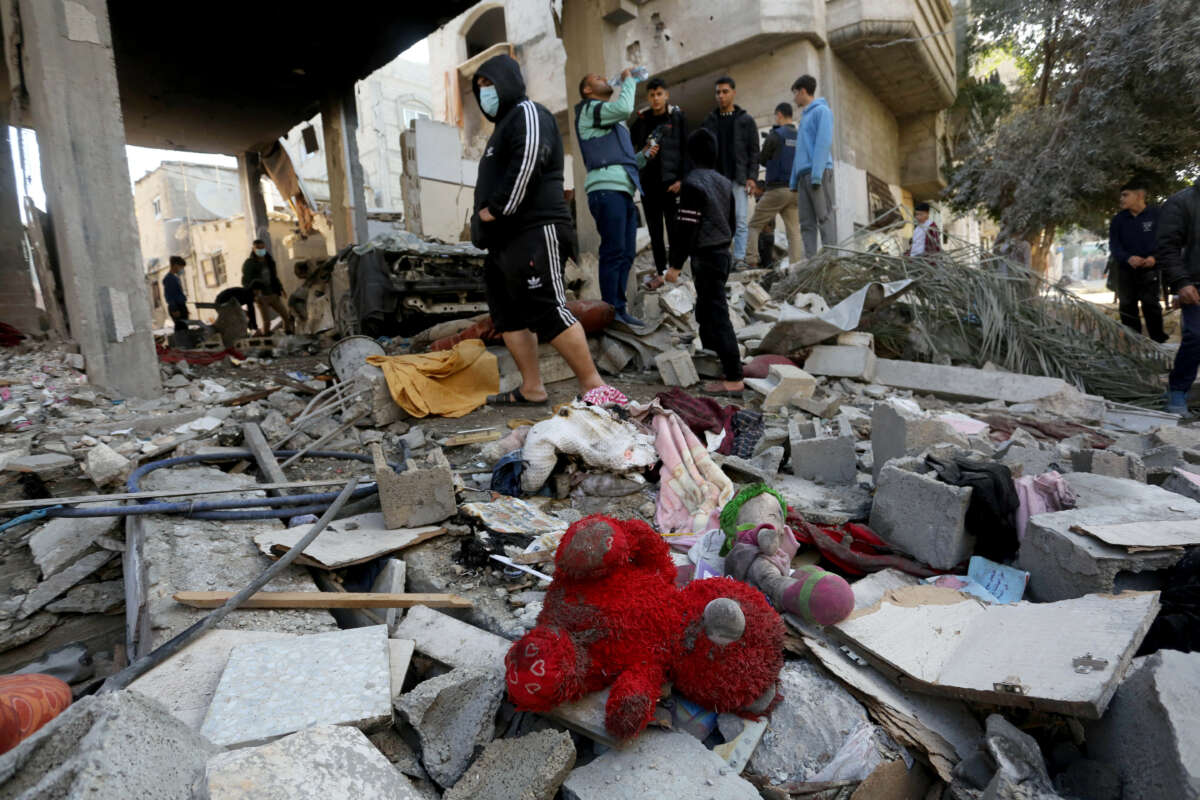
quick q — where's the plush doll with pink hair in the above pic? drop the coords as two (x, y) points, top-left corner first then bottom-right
(504, 514), (784, 740)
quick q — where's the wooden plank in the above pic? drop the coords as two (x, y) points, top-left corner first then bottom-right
(834, 585), (1161, 719)
(223, 387), (282, 407)
(1070, 519), (1200, 550)
(437, 429), (502, 447)
(0, 478), (355, 512)
(172, 591), (472, 609)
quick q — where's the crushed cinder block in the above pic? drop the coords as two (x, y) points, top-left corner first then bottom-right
(1072, 448), (1147, 483)
(597, 336), (634, 374)
(790, 419), (856, 485)
(653, 349), (699, 387)
(377, 447), (456, 529)
(804, 344), (877, 382)
(444, 729), (576, 800)
(836, 331), (874, 349)
(18, 550), (114, 619)
(201, 625), (392, 748)
(83, 442), (131, 487)
(745, 364), (816, 411)
(1163, 467), (1200, 502)
(742, 282), (772, 311)
(999, 445), (1064, 478)
(28, 511), (118, 579)
(0, 690), (219, 799)
(870, 398), (969, 480)
(353, 364), (404, 428)
(396, 666), (504, 788)
(870, 462), (973, 569)
(722, 446), (785, 484)
(203, 724), (423, 800)
(1086, 649), (1200, 800)
(561, 729), (760, 799)
(793, 388), (845, 419)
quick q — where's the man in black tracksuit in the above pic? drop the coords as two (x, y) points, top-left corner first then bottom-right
(631, 78), (687, 287)
(1109, 179), (1165, 342)
(470, 54), (608, 406)
(702, 76), (759, 267)
(664, 129), (743, 395)
(1159, 177), (1200, 415)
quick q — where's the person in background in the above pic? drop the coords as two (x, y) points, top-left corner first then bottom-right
(576, 68), (648, 327)
(664, 130), (743, 397)
(1109, 180), (1166, 343)
(789, 74), (837, 256)
(163, 255), (189, 333)
(746, 102), (801, 268)
(241, 239), (294, 337)
(631, 77), (688, 290)
(752, 180), (779, 268)
(702, 76), (759, 269)
(907, 202), (942, 258)
(213, 285), (258, 333)
(472, 54), (619, 406)
(1158, 176), (1200, 415)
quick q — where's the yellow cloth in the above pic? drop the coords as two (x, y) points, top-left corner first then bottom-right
(367, 339), (499, 419)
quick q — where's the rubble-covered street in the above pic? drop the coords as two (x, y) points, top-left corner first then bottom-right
(2, 222), (1198, 800)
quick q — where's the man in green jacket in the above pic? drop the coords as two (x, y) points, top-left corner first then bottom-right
(241, 238), (294, 336)
(576, 68), (648, 327)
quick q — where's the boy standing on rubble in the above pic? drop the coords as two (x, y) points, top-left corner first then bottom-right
(664, 130), (744, 397)
(163, 256), (189, 334)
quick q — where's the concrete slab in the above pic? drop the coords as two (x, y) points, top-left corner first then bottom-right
(444, 729), (576, 800)
(201, 625), (392, 748)
(0, 690), (218, 799)
(561, 729), (760, 800)
(654, 349), (699, 387)
(129, 629), (297, 730)
(3, 453), (74, 474)
(18, 550), (114, 619)
(253, 524), (445, 569)
(203, 725), (422, 800)
(745, 364), (816, 412)
(389, 638), (415, 704)
(804, 344), (877, 381)
(870, 464), (973, 570)
(791, 426), (857, 485)
(396, 666), (504, 788)
(27, 510), (119, 578)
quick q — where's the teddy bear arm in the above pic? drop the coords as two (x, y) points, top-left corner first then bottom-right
(621, 518), (679, 582)
(603, 664), (666, 740)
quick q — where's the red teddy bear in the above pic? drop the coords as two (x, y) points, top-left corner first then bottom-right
(505, 514), (785, 740)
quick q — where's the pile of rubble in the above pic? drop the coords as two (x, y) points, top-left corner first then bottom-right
(2, 237), (1199, 800)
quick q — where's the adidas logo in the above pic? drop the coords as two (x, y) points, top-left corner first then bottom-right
(527, 275), (543, 289)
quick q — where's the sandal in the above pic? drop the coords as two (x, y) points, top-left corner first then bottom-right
(487, 388), (549, 406)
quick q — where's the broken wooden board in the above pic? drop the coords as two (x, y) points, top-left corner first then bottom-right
(254, 524), (445, 569)
(173, 591), (471, 610)
(1070, 519), (1200, 551)
(834, 585), (1160, 719)
(436, 429), (502, 447)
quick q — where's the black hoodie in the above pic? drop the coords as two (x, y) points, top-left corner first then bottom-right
(701, 105), (760, 184)
(471, 54), (571, 250)
(1159, 179), (1200, 292)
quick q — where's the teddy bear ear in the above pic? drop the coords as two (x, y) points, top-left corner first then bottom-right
(703, 597), (746, 646)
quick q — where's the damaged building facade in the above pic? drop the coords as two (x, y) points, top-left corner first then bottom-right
(426, 0), (957, 246)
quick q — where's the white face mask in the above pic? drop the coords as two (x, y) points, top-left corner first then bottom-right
(479, 85), (500, 117)
(254, 248), (267, 257)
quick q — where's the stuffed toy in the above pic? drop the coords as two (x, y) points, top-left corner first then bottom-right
(721, 484), (855, 626)
(505, 514), (784, 740)
(0, 673), (72, 754)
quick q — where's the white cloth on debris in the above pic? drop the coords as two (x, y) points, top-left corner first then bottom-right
(519, 401), (657, 492)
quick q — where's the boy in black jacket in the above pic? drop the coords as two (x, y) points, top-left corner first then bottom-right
(631, 78), (687, 288)
(665, 130), (743, 396)
(470, 54), (616, 406)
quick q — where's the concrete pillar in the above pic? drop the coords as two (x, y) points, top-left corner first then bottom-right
(6, 0), (160, 397)
(0, 107), (40, 335)
(320, 85), (369, 249)
(237, 151), (269, 245)
(559, 0), (608, 256)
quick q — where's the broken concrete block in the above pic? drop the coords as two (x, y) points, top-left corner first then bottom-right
(870, 398), (969, 480)
(0, 690), (219, 799)
(742, 282), (772, 311)
(1086, 649), (1200, 800)
(129, 629), (298, 730)
(377, 447), (456, 529)
(597, 336), (634, 374)
(27, 511), (118, 579)
(1163, 467), (1200, 502)
(203, 724), (423, 800)
(792, 389), (845, 419)
(83, 441), (131, 487)
(1000, 445), (1064, 478)
(742, 659), (883, 786)
(354, 364), (404, 428)
(201, 625), (392, 748)
(18, 550), (114, 619)
(653, 349), (699, 387)
(254, 521), (444, 569)
(45, 579), (123, 614)
(444, 729), (576, 800)
(804, 344), (877, 382)
(561, 729), (759, 799)
(870, 464), (973, 569)
(1072, 448), (1147, 482)
(791, 428), (857, 484)
(721, 446), (785, 484)
(3, 452), (74, 475)
(396, 666), (504, 788)
(745, 364), (817, 411)
(836, 331), (874, 349)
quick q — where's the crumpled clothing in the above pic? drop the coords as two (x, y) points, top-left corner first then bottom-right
(491, 449), (526, 497)
(653, 411), (734, 534)
(520, 401), (657, 492)
(729, 409), (764, 459)
(655, 387), (740, 456)
(581, 385), (629, 406)
(367, 338), (498, 419)
(927, 455), (1021, 563)
(1013, 470), (1076, 542)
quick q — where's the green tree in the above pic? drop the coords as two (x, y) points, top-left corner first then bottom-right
(946, 0), (1200, 272)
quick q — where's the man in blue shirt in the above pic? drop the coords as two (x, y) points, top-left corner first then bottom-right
(1109, 179), (1165, 342)
(162, 255), (188, 333)
(788, 75), (837, 257)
